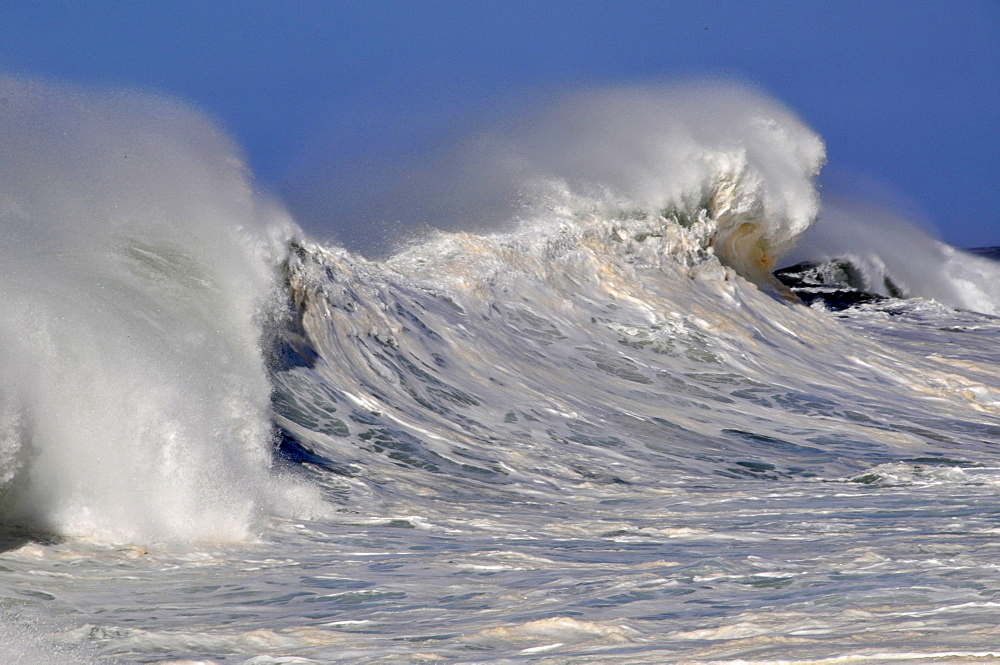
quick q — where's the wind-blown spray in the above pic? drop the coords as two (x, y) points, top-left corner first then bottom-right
(0, 77), (324, 542)
(784, 197), (1000, 315)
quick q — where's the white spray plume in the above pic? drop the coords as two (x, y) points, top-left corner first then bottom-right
(0, 76), (324, 543)
(482, 83), (823, 236)
(291, 82), (826, 273)
(786, 197), (1000, 315)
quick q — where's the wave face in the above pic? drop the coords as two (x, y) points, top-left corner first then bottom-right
(276, 212), (999, 515)
(0, 77), (322, 542)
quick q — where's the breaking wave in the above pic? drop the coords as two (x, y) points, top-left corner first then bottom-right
(0, 76), (324, 542)
(1, 76), (996, 550)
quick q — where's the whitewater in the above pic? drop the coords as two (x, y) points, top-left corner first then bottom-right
(2, 77), (999, 664)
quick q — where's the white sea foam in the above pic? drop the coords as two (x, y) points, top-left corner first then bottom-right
(0, 617), (99, 665)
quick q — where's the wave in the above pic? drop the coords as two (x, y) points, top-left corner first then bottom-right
(2, 76), (995, 547)
(270, 87), (999, 518)
(275, 221), (999, 526)
(275, 204), (998, 521)
(0, 76), (324, 542)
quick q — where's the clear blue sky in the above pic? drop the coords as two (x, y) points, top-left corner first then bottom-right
(1, 1), (997, 248)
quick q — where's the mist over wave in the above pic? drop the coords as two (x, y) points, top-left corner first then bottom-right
(784, 197), (1000, 315)
(292, 82), (999, 317)
(289, 83), (824, 264)
(0, 76), (323, 542)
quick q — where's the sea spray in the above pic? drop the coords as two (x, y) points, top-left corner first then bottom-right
(784, 197), (1000, 315)
(303, 82), (826, 277)
(0, 76), (324, 542)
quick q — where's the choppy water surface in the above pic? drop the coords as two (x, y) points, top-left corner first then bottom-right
(5, 461), (1000, 663)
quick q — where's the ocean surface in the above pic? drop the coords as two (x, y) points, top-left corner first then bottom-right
(2, 77), (999, 664)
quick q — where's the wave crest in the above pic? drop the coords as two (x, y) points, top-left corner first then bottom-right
(446, 84), (825, 287)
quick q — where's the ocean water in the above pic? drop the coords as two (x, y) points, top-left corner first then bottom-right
(2, 77), (999, 664)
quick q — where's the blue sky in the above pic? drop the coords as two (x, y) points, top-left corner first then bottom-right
(1, 1), (997, 248)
